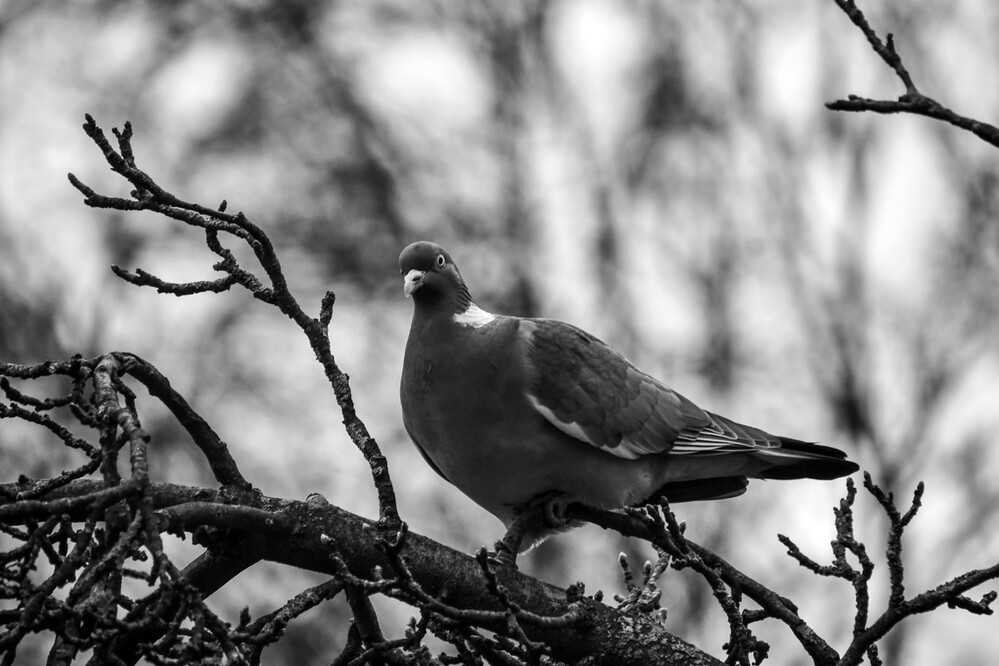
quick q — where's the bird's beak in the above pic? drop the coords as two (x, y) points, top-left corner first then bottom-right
(403, 269), (425, 297)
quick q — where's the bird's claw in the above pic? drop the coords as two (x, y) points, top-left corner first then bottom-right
(489, 540), (520, 570)
(487, 492), (576, 570)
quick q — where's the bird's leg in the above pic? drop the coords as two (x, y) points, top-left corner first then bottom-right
(493, 518), (531, 568)
(493, 492), (573, 568)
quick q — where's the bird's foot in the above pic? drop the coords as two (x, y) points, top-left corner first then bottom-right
(490, 538), (520, 570)
(487, 493), (577, 569)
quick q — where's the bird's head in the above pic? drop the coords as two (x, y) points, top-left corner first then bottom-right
(399, 241), (472, 311)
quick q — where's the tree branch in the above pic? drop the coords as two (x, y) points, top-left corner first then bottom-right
(827, 0), (999, 148)
(116, 352), (251, 489)
(779, 474), (997, 666)
(1, 110), (988, 664)
(67, 114), (400, 526)
(1, 478), (723, 666)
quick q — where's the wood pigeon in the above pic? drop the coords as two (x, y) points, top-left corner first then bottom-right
(399, 241), (859, 560)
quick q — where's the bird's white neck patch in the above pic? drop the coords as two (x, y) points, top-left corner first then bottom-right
(453, 303), (497, 328)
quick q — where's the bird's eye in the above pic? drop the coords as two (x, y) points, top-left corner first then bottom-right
(436, 254), (446, 268)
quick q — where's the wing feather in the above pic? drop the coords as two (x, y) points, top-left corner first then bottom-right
(519, 319), (782, 460)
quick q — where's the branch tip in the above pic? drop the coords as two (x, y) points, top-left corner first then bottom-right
(830, 0), (999, 146)
(320, 291), (336, 329)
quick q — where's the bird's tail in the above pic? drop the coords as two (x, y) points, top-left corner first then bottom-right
(754, 436), (859, 480)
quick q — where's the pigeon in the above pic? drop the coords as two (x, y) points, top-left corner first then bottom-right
(399, 241), (859, 560)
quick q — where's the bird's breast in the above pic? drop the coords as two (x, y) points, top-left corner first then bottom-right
(401, 319), (555, 513)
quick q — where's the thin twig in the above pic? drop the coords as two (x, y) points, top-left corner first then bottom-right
(827, 0), (999, 148)
(117, 353), (251, 490)
(67, 115), (401, 527)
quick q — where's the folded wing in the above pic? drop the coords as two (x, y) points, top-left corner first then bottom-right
(519, 318), (856, 480)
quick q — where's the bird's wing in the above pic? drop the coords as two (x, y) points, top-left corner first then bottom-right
(519, 318), (781, 460)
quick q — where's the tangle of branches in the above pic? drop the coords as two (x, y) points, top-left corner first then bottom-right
(1, 113), (996, 666)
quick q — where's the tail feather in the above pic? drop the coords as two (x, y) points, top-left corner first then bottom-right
(755, 436), (859, 480)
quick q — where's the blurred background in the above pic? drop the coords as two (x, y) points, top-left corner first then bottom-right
(2, 0), (999, 664)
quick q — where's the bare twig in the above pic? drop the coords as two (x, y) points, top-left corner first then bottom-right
(577, 503), (832, 666)
(778, 477), (876, 636)
(827, 0), (999, 148)
(116, 352), (251, 489)
(613, 550), (670, 619)
(623, 503), (772, 666)
(780, 474), (998, 666)
(239, 578), (344, 658)
(67, 114), (401, 527)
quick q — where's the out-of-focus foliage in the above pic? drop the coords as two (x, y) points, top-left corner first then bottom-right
(2, 1), (998, 663)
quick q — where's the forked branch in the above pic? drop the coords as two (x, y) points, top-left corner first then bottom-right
(827, 0), (999, 148)
(67, 115), (400, 526)
(780, 473), (997, 666)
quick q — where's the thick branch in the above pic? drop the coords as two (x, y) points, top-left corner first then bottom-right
(0, 479), (722, 666)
